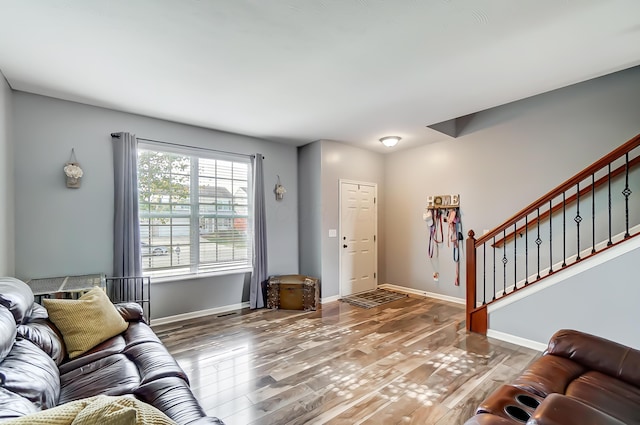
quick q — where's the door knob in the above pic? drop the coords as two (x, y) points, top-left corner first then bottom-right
(343, 244), (348, 248)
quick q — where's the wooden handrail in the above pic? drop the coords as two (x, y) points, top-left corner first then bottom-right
(476, 133), (640, 246)
(493, 155), (640, 248)
(466, 133), (640, 335)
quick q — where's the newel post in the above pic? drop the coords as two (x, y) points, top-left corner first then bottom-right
(465, 230), (477, 332)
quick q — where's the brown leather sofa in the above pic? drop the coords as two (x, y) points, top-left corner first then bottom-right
(464, 329), (640, 425)
(0, 277), (223, 424)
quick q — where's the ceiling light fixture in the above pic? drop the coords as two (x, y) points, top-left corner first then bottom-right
(379, 136), (401, 147)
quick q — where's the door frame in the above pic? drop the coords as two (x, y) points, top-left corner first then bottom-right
(339, 179), (378, 297)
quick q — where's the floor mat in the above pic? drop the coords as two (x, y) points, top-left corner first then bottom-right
(340, 289), (408, 309)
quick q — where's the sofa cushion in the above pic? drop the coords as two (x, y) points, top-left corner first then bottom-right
(134, 377), (225, 425)
(59, 336), (126, 375)
(123, 342), (189, 385)
(0, 387), (38, 421)
(0, 338), (60, 410)
(123, 322), (163, 348)
(566, 371), (640, 424)
(0, 307), (17, 363)
(114, 302), (146, 323)
(26, 303), (50, 321)
(546, 329), (640, 389)
(0, 277), (34, 325)
(59, 353), (141, 404)
(17, 320), (66, 366)
(43, 288), (128, 359)
(512, 353), (586, 397)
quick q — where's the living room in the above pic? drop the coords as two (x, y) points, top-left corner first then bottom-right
(1, 2), (640, 424)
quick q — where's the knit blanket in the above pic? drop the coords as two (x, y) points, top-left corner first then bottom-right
(3, 395), (177, 425)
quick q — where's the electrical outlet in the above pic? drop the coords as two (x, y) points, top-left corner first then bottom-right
(433, 272), (439, 282)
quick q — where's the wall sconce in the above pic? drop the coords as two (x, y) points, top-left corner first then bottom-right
(380, 136), (401, 147)
(63, 148), (83, 188)
(274, 175), (286, 201)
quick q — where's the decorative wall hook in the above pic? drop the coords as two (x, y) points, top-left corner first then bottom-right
(63, 148), (83, 188)
(274, 175), (286, 201)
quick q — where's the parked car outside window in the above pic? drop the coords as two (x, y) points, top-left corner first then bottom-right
(141, 242), (169, 256)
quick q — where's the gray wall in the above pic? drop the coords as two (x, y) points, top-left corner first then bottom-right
(298, 142), (322, 280)
(384, 66), (640, 300)
(297, 139), (386, 298)
(0, 72), (14, 276)
(320, 140), (385, 298)
(489, 241), (640, 350)
(12, 92), (298, 319)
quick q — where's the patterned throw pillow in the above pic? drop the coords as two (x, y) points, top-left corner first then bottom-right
(43, 288), (128, 359)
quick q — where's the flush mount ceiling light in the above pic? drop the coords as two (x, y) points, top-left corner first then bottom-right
(380, 136), (401, 147)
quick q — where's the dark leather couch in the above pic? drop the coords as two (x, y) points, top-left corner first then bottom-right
(0, 277), (223, 424)
(464, 329), (640, 425)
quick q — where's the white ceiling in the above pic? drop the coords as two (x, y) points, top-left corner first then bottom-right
(1, 1), (640, 153)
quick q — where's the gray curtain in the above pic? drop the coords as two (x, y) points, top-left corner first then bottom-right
(250, 153), (267, 309)
(112, 132), (142, 278)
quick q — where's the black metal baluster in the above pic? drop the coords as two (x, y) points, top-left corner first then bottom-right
(524, 215), (529, 285)
(591, 173), (596, 254)
(492, 236), (496, 301)
(562, 193), (567, 267)
(575, 182), (582, 261)
(502, 229), (507, 296)
(536, 208), (542, 279)
(483, 243), (486, 305)
(608, 164), (613, 246)
(623, 153), (632, 238)
(513, 223), (517, 289)
(549, 200), (553, 274)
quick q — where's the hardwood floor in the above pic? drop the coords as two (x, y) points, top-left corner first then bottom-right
(153, 295), (540, 425)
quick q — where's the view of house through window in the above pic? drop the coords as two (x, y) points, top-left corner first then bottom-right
(137, 144), (252, 278)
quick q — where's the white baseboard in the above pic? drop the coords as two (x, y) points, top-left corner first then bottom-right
(378, 283), (465, 305)
(321, 295), (340, 304)
(486, 329), (547, 352)
(154, 294), (342, 324)
(152, 301), (250, 326)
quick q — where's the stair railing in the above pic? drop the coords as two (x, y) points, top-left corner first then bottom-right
(466, 133), (640, 333)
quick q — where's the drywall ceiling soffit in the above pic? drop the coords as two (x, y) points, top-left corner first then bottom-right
(1, 1), (640, 153)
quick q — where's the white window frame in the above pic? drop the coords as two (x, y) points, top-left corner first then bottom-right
(137, 141), (253, 280)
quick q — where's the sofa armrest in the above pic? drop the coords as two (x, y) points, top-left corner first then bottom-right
(546, 329), (640, 388)
(134, 376), (225, 425)
(114, 303), (146, 323)
(528, 393), (625, 425)
(463, 414), (518, 425)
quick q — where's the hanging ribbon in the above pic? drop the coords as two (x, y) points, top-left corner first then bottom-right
(428, 209), (444, 258)
(427, 204), (462, 286)
(445, 208), (462, 286)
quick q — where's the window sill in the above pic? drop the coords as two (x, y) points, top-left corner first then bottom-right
(148, 267), (253, 284)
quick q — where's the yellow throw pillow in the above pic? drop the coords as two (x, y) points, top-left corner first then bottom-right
(43, 288), (128, 359)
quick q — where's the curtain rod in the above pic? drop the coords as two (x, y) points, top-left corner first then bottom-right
(110, 133), (262, 159)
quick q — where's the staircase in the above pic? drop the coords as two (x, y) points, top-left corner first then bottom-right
(465, 133), (640, 335)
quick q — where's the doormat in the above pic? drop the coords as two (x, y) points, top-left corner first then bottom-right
(340, 289), (408, 309)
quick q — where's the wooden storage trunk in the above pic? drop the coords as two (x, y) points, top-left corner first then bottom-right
(266, 275), (319, 311)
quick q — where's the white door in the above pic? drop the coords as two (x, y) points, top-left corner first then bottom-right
(340, 181), (377, 296)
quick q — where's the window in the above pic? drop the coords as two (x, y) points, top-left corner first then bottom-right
(137, 143), (252, 278)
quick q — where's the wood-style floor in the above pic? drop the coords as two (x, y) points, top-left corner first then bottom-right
(153, 295), (540, 425)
